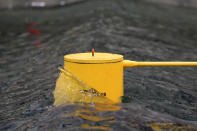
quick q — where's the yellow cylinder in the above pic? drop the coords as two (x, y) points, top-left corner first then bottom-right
(64, 53), (124, 103)
(59, 52), (197, 104)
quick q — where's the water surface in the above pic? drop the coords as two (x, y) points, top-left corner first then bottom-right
(0, 0), (197, 130)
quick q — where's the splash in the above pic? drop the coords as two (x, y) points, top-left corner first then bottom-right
(53, 68), (113, 106)
(53, 68), (120, 130)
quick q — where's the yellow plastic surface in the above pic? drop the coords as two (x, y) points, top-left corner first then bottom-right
(65, 60), (123, 103)
(123, 60), (197, 68)
(64, 52), (123, 63)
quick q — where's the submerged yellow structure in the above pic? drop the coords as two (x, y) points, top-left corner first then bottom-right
(54, 52), (197, 104)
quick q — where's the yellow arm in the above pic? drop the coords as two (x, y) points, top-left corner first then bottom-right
(123, 60), (197, 68)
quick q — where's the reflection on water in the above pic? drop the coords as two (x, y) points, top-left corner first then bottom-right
(75, 104), (119, 131)
(148, 123), (197, 131)
(60, 103), (120, 131)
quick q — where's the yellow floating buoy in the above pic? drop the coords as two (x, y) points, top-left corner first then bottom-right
(54, 51), (197, 104)
(64, 52), (124, 103)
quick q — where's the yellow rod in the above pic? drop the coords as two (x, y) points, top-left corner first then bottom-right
(123, 60), (197, 68)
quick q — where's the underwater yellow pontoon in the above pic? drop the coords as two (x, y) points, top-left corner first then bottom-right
(54, 50), (197, 104)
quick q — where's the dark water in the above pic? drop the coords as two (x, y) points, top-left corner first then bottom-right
(0, 0), (197, 130)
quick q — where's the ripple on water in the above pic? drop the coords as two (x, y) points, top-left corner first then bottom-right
(0, 0), (197, 130)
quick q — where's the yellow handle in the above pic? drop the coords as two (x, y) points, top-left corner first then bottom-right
(123, 60), (197, 68)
